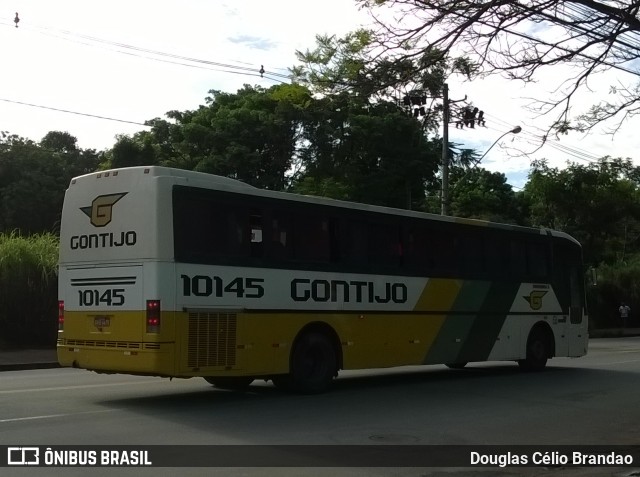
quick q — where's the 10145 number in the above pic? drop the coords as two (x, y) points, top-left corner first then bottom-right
(78, 289), (125, 306)
(181, 275), (264, 298)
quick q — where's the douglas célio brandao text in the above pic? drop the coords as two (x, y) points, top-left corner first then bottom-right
(470, 451), (634, 467)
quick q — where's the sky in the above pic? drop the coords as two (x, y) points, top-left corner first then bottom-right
(1, 0), (638, 190)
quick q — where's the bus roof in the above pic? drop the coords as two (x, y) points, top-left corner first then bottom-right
(74, 166), (580, 246)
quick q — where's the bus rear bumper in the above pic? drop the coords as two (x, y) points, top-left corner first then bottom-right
(57, 341), (176, 377)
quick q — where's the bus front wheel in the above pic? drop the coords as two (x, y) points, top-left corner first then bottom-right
(275, 331), (337, 394)
(518, 329), (550, 372)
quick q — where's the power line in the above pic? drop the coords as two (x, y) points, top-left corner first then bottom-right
(0, 98), (149, 126)
(0, 17), (292, 82)
(450, 107), (609, 171)
(478, 111), (604, 163)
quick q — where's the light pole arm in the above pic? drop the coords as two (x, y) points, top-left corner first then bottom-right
(477, 126), (521, 163)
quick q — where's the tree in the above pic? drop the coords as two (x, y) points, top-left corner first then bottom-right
(0, 132), (100, 234)
(121, 84), (309, 191)
(40, 131), (78, 154)
(104, 134), (157, 169)
(524, 157), (640, 265)
(291, 93), (440, 209)
(292, 33), (466, 210)
(40, 131), (101, 178)
(358, 0), (640, 137)
(292, 30), (465, 133)
(448, 166), (524, 223)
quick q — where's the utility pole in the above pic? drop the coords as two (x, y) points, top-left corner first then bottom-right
(441, 83), (449, 216)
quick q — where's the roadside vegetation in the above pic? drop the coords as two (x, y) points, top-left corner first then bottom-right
(0, 232), (59, 347)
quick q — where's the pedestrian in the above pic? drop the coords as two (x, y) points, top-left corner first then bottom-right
(619, 302), (631, 328)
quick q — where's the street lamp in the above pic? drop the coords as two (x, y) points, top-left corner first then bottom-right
(441, 125), (521, 215)
(476, 126), (522, 163)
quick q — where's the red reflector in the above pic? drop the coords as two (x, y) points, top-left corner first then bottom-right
(146, 300), (160, 333)
(58, 300), (65, 330)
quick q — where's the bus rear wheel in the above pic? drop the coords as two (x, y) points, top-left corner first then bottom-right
(204, 376), (254, 390)
(274, 331), (337, 394)
(518, 329), (549, 372)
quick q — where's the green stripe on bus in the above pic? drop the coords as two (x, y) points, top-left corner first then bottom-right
(456, 281), (521, 363)
(423, 281), (491, 365)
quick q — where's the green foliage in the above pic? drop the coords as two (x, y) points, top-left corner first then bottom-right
(448, 167), (524, 224)
(524, 157), (640, 265)
(588, 258), (640, 329)
(291, 93), (440, 209)
(292, 30), (374, 94)
(291, 177), (351, 201)
(107, 84), (309, 191)
(0, 232), (59, 347)
(292, 30), (451, 132)
(106, 134), (157, 169)
(0, 132), (101, 234)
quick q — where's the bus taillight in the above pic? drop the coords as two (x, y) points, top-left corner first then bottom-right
(58, 300), (65, 330)
(146, 300), (160, 333)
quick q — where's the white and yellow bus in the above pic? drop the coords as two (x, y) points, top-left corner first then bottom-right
(57, 166), (588, 393)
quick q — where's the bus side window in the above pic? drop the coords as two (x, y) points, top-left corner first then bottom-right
(407, 226), (431, 273)
(346, 221), (368, 267)
(509, 240), (527, 279)
(455, 233), (484, 277)
(249, 211), (263, 259)
(269, 213), (290, 261)
(430, 230), (455, 276)
(485, 235), (509, 280)
(368, 222), (401, 269)
(528, 241), (550, 281)
(173, 190), (251, 263)
(292, 213), (330, 263)
(329, 218), (341, 263)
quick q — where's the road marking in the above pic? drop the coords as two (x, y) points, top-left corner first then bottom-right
(0, 409), (115, 423)
(0, 380), (163, 395)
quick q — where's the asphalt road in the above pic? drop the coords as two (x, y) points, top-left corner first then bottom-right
(0, 337), (639, 477)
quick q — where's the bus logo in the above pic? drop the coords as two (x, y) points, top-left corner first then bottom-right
(80, 193), (128, 227)
(524, 290), (547, 310)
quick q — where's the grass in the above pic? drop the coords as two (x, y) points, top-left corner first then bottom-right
(0, 231), (59, 347)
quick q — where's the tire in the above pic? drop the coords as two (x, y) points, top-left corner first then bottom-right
(276, 332), (337, 394)
(204, 376), (254, 390)
(445, 362), (468, 369)
(270, 375), (291, 391)
(518, 330), (549, 372)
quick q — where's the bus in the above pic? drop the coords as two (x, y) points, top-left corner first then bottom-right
(57, 166), (588, 393)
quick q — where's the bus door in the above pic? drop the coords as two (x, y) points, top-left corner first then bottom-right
(554, 238), (587, 357)
(568, 264), (587, 356)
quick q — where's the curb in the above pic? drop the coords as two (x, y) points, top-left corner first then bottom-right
(0, 362), (60, 372)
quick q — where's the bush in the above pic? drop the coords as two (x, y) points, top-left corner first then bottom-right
(0, 232), (59, 348)
(588, 258), (640, 329)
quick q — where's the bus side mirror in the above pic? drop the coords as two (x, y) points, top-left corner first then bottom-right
(588, 267), (597, 286)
